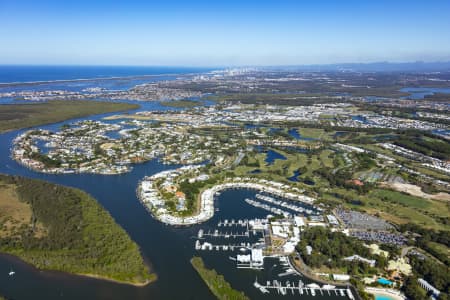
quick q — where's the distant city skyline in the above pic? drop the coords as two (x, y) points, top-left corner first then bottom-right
(1, 0), (450, 66)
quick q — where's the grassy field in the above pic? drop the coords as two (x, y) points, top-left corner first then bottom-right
(410, 164), (450, 182)
(0, 174), (154, 285)
(319, 149), (335, 168)
(229, 143), (450, 231)
(323, 186), (450, 231)
(231, 148), (336, 191)
(233, 150), (303, 180)
(0, 183), (34, 238)
(0, 100), (139, 132)
(360, 144), (450, 182)
(297, 127), (329, 139)
(427, 241), (449, 262)
(370, 189), (431, 209)
(230, 142), (450, 232)
(191, 257), (249, 300)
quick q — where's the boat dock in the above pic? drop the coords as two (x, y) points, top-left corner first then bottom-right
(198, 229), (250, 238)
(255, 193), (315, 215)
(253, 279), (354, 298)
(245, 198), (292, 217)
(195, 240), (254, 251)
(278, 269), (296, 277)
(218, 219), (249, 227)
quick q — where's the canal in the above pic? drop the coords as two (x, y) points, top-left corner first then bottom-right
(0, 103), (349, 300)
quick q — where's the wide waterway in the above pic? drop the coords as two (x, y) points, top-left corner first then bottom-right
(0, 94), (352, 300)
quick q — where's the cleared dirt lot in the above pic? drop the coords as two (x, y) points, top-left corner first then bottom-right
(382, 182), (450, 201)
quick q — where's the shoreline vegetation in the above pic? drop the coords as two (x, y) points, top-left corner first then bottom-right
(75, 272), (154, 287)
(0, 100), (139, 133)
(288, 256), (365, 300)
(0, 174), (155, 286)
(191, 256), (249, 300)
(0, 252), (153, 287)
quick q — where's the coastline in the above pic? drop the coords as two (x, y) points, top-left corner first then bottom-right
(0, 174), (157, 290)
(288, 256), (363, 300)
(0, 71), (199, 87)
(77, 272), (156, 287)
(365, 287), (406, 300)
(0, 252), (156, 287)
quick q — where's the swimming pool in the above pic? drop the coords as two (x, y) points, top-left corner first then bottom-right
(378, 278), (393, 285)
(375, 294), (396, 300)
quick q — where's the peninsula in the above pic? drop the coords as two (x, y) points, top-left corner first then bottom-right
(0, 174), (154, 285)
(0, 100), (139, 133)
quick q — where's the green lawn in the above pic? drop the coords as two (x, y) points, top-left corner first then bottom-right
(319, 149), (335, 168)
(231, 148), (339, 191)
(297, 127), (328, 139)
(232, 142), (450, 232)
(322, 186), (449, 231)
(427, 241), (449, 260)
(370, 189), (430, 209)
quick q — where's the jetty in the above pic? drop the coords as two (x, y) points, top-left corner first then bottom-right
(218, 219), (249, 227)
(255, 193), (316, 215)
(198, 229), (250, 238)
(245, 198), (292, 217)
(195, 240), (255, 251)
(253, 279), (354, 297)
(234, 248), (265, 269)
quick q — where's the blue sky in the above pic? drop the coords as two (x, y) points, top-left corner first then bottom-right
(1, 0), (450, 66)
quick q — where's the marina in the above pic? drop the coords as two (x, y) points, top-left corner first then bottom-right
(137, 178), (318, 226)
(3, 62), (445, 300)
(195, 240), (256, 251)
(253, 279), (354, 298)
(255, 194), (316, 215)
(198, 229), (250, 239)
(187, 190), (363, 299)
(217, 219), (249, 227)
(245, 198), (293, 217)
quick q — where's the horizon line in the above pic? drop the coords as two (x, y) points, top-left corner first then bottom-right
(1, 60), (450, 68)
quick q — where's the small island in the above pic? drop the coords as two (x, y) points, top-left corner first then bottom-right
(191, 257), (249, 300)
(0, 174), (154, 285)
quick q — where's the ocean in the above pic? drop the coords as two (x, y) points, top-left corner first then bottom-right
(0, 65), (213, 83)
